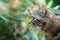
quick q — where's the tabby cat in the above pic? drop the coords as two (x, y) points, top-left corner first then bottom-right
(29, 4), (60, 40)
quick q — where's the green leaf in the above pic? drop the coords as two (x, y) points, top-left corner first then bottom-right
(0, 15), (8, 22)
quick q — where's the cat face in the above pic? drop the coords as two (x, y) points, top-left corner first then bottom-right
(29, 2), (55, 29)
(29, 9), (47, 28)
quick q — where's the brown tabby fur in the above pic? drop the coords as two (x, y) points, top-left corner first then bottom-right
(42, 9), (60, 40)
(29, 8), (60, 40)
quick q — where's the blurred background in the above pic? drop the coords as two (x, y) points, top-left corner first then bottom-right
(0, 0), (60, 40)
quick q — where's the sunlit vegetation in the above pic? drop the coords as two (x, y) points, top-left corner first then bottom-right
(0, 0), (60, 40)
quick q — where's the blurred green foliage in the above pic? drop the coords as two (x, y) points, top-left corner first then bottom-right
(0, 0), (60, 40)
(46, 0), (60, 9)
(0, 0), (46, 40)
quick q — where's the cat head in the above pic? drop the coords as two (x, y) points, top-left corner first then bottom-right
(29, 4), (55, 29)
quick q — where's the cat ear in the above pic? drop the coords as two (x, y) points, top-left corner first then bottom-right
(37, 3), (43, 11)
(37, 3), (46, 13)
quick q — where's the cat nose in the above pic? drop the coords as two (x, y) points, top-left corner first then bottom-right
(29, 18), (31, 24)
(29, 17), (35, 24)
(29, 18), (33, 24)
